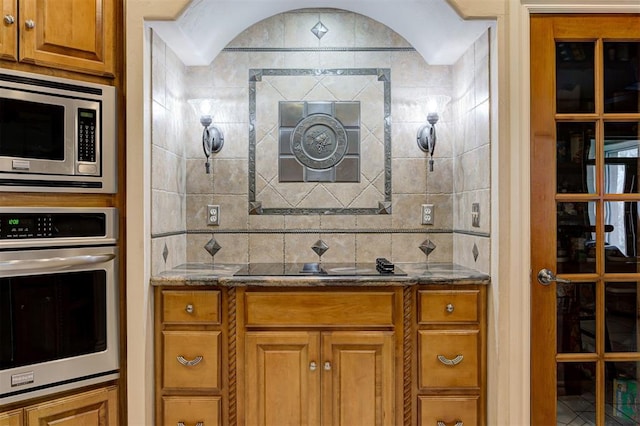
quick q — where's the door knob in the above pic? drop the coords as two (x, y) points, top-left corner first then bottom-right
(537, 268), (571, 285)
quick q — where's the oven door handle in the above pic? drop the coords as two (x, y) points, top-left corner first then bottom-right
(0, 253), (116, 272)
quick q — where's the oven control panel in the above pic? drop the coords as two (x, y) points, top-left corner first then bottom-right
(0, 212), (107, 239)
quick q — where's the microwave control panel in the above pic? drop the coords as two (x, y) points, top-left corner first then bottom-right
(77, 108), (97, 163)
(0, 212), (106, 239)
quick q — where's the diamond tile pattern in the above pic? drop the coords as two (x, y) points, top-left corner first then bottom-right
(255, 73), (386, 210)
(311, 21), (329, 39)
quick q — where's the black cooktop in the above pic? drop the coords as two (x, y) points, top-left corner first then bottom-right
(233, 262), (407, 277)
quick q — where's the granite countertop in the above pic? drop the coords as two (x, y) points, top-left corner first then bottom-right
(150, 262), (490, 287)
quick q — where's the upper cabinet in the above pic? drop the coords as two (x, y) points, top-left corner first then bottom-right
(0, 0), (115, 77)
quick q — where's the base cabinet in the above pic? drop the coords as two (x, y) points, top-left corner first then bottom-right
(155, 288), (226, 426)
(154, 284), (486, 426)
(417, 287), (486, 425)
(0, 386), (118, 426)
(244, 331), (394, 426)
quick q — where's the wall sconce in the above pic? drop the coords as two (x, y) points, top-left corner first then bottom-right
(188, 98), (224, 174)
(416, 95), (450, 171)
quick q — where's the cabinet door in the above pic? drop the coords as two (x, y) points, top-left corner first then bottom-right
(245, 331), (321, 426)
(0, 0), (17, 60)
(321, 331), (395, 426)
(0, 409), (23, 426)
(25, 386), (118, 426)
(18, 0), (114, 76)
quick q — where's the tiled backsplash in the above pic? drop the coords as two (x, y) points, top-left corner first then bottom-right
(150, 8), (491, 276)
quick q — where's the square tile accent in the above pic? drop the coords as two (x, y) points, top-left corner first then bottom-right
(279, 101), (360, 183)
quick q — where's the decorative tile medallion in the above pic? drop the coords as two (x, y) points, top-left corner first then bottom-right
(279, 101), (360, 183)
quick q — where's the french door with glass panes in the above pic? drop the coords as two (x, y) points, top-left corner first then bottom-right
(531, 14), (640, 425)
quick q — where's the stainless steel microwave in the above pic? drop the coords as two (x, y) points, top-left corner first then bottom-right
(0, 69), (117, 193)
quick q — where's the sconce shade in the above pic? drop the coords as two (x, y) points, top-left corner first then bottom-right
(187, 98), (224, 173)
(426, 94), (451, 115)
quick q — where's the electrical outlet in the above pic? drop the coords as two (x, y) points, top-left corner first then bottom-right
(472, 203), (480, 227)
(207, 205), (220, 226)
(421, 204), (434, 225)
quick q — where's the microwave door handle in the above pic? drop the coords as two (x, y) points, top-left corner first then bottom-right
(0, 253), (116, 273)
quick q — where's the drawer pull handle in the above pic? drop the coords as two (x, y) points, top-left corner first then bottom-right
(437, 354), (464, 366)
(185, 304), (194, 314)
(437, 421), (463, 426)
(177, 355), (203, 367)
(177, 422), (204, 426)
(446, 303), (454, 313)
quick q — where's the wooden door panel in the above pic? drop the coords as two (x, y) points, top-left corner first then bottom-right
(321, 331), (395, 426)
(0, 409), (23, 426)
(18, 0), (114, 76)
(0, 0), (17, 60)
(245, 331), (320, 426)
(25, 386), (117, 426)
(530, 13), (640, 425)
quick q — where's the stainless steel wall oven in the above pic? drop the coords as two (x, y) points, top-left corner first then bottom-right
(0, 207), (119, 405)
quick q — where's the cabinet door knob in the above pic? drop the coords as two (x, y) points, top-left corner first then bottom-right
(437, 421), (463, 426)
(185, 304), (194, 314)
(324, 361), (332, 371)
(437, 354), (464, 366)
(24, 19), (35, 29)
(177, 355), (203, 367)
(3, 15), (15, 25)
(446, 303), (454, 313)
(309, 361), (317, 371)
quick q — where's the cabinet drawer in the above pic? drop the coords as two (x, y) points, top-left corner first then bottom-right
(0, 409), (22, 426)
(162, 290), (221, 324)
(244, 291), (395, 327)
(419, 330), (479, 388)
(418, 290), (479, 323)
(418, 396), (478, 426)
(163, 396), (221, 426)
(163, 331), (221, 389)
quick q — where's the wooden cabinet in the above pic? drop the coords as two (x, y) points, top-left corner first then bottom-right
(155, 288), (225, 426)
(0, 0), (115, 77)
(0, 409), (22, 426)
(153, 283), (486, 426)
(0, 386), (118, 426)
(240, 289), (401, 426)
(416, 286), (486, 426)
(244, 331), (395, 426)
